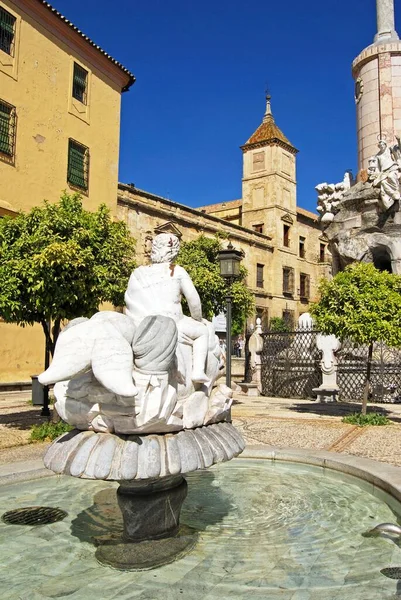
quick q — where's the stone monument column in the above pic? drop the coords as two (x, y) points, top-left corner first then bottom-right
(353, 0), (401, 174)
(375, 0), (399, 44)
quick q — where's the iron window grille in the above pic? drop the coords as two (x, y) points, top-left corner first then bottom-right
(0, 100), (16, 157)
(0, 7), (16, 56)
(282, 266), (294, 295)
(72, 63), (88, 104)
(256, 263), (264, 288)
(299, 273), (310, 299)
(67, 139), (89, 190)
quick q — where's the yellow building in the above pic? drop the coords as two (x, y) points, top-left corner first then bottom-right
(0, 0), (134, 382)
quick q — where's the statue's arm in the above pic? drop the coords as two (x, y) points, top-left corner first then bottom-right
(178, 268), (202, 321)
(124, 272), (136, 304)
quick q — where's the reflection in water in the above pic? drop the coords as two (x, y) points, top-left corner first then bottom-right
(71, 469), (233, 546)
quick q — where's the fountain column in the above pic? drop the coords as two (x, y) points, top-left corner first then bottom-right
(353, 0), (401, 174)
(375, 0), (399, 44)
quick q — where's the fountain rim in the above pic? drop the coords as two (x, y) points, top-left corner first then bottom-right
(1, 445), (401, 506)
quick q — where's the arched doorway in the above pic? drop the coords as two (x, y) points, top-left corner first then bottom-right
(371, 246), (392, 273)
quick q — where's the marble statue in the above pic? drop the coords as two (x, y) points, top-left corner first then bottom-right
(313, 334), (341, 403)
(125, 233), (210, 384)
(39, 233), (241, 438)
(317, 131), (401, 275)
(370, 137), (401, 211)
(316, 171), (353, 223)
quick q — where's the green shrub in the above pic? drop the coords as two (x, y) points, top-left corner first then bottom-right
(30, 420), (73, 442)
(342, 412), (391, 426)
(269, 317), (290, 332)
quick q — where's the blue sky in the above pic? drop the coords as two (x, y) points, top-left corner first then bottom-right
(51, 0), (399, 213)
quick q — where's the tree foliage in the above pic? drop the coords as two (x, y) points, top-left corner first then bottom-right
(310, 262), (401, 346)
(0, 192), (136, 354)
(177, 235), (254, 334)
(311, 262), (401, 414)
(269, 316), (290, 332)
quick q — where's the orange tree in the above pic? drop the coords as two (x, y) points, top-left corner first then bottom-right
(311, 262), (401, 414)
(0, 192), (136, 357)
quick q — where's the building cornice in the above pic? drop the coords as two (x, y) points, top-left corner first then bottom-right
(11, 0), (135, 91)
(118, 184), (274, 251)
(240, 138), (298, 155)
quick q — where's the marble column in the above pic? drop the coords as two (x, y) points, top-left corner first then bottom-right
(375, 0), (399, 43)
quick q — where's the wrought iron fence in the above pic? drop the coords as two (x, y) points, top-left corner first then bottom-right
(337, 339), (401, 403)
(260, 330), (401, 402)
(261, 330), (321, 398)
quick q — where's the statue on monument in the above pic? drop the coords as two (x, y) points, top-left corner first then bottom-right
(369, 135), (401, 211)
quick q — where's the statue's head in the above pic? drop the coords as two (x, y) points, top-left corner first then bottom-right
(377, 138), (387, 152)
(151, 233), (180, 264)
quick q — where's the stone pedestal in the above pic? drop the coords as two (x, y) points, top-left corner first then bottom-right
(95, 474), (197, 570)
(237, 382), (260, 397)
(313, 386), (339, 403)
(117, 475), (187, 542)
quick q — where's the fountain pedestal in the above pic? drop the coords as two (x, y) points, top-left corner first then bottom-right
(117, 475), (187, 542)
(96, 475), (198, 571)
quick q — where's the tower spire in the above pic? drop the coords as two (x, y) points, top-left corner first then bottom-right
(374, 0), (399, 44)
(263, 94), (273, 123)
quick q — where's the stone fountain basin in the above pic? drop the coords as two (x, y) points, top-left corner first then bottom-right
(1, 447), (401, 598)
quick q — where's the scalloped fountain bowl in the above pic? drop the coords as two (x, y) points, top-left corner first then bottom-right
(1, 451), (401, 600)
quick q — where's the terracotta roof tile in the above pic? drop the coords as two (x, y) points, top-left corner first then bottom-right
(37, 1), (135, 91)
(197, 199), (242, 213)
(297, 207), (318, 221)
(243, 116), (297, 151)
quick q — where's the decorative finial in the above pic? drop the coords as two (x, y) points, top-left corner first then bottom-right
(263, 92), (273, 123)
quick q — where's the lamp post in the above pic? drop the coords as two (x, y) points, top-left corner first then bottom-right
(218, 242), (243, 387)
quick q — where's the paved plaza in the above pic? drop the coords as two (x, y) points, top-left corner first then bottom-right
(0, 391), (400, 468)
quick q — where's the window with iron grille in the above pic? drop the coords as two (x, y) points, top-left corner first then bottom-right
(282, 266), (294, 294)
(256, 263), (264, 288)
(67, 139), (89, 190)
(299, 273), (310, 298)
(282, 309), (295, 329)
(0, 99), (16, 157)
(72, 63), (88, 104)
(299, 236), (305, 258)
(0, 7), (16, 56)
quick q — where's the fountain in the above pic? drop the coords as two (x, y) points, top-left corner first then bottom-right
(38, 233), (245, 569)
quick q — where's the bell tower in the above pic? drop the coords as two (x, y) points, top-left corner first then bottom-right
(241, 95), (298, 237)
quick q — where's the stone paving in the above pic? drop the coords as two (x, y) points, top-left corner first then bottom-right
(0, 390), (400, 468)
(232, 395), (401, 467)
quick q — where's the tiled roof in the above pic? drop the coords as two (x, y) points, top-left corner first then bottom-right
(297, 206), (318, 221)
(198, 199), (242, 213)
(243, 115), (297, 152)
(37, 1), (135, 91)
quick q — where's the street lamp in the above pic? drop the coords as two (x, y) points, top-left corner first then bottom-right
(218, 242), (243, 387)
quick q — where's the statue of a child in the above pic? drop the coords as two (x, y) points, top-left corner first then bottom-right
(125, 233), (210, 384)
